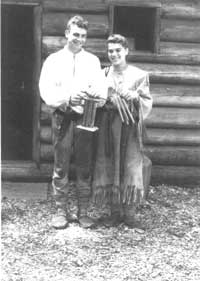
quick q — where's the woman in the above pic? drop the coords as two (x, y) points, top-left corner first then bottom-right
(92, 34), (153, 228)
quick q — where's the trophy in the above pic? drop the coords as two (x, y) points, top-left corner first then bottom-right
(77, 96), (100, 132)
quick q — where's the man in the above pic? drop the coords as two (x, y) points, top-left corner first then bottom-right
(39, 15), (106, 229)
(92, 34), (153, 228)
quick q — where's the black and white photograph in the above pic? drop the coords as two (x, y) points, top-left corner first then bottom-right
(1, 0), (200, 280)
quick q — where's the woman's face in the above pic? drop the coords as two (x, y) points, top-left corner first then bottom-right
(107, 43), (128, 66)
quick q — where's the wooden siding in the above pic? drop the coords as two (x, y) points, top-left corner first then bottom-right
(40, 143), (200, 166)
(38, 0), (200, 185)
(2, 0), (200, 185)
(2, 162), (200, 187)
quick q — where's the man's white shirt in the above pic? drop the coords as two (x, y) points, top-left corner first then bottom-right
(39, 46), (107, 113)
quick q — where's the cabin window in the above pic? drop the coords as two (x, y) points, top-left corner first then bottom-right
(109, 3), (161, 53)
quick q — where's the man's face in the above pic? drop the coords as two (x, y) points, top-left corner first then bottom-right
(65, 24), (87, 53)
(107, 43), (128, 66)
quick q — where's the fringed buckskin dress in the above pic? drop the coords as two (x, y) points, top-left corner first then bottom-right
(92, 65), (153, 223)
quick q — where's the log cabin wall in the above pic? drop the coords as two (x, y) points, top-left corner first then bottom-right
(39, 0), (200, 186)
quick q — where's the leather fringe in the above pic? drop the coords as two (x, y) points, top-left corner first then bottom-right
(93, 185), (111, 207)
(93, 185), (121, 206)
(122, 184), (144, 205)
(111, 185), (121, 205)
(122, 185), (135, 205)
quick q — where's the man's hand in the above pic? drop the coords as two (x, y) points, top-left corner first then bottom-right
(82, 85), (101, 99)
(70, 92), (87, 106)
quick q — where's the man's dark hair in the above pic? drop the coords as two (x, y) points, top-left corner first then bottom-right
(66, 15), (88, 31)
(107, 34), (129, 49)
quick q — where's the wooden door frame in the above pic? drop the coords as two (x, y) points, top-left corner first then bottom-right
(32, 4), (42, 166)
(2, 1), (42, 170)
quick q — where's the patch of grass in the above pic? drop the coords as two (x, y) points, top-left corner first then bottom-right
(1, 185), (200, 281)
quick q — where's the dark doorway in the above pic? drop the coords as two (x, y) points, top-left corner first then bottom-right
(2, 5), (34, 160)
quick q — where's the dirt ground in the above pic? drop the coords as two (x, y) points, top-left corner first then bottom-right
(1, 184), (200, 281)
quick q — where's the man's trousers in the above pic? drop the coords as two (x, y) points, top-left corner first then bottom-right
(51, 108), (94, 216)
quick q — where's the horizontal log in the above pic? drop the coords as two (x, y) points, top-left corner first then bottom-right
(41, 144), (54, 161)
(134, 63), (200, 85)
(151, 84), (200, 96)
(108, 0), (161, 8)
(41, 103), (200, 129)
(40, 143), (200, 166)
(161, 0), (200, 5)
(42, 12), (109, 37)
(145, 145), (200, 166)
(162, 4), (200, 20)
(40, 126), (52, 143)
(40, 125), (200, 146)
(153, 96), (200, 108)
(42, 36), (200, 65)
(160, 41), (200, 60)
(146, 128), (200, 145)
(151, 84), (200, 107)
(1, 161), (52, 182)
(146, 107), (200, 129)
(40, 103), (53, 125)
(161, 18), (200, 43)
(2, 162), (200, 186)
(43, 0), (161, 12)
(2, 0), (40, 5)
(151, 165), (200, 187)
(128, 42), (200, 65)
(43, 0), (107, 12)
(42, 37), (107, 59)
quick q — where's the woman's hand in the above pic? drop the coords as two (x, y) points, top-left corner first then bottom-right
(121, 90), (139, 101)
(108, 87), (117, 103)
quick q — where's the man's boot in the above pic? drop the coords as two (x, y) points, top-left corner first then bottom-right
(51, 208), (68, 229)
(76, 180), (96, 228)
(78, 196), (96, 229)
(66, 190), (79, 223)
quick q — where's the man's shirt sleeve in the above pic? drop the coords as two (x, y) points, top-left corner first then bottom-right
(90, 57), (108, 107)
(39, 55), (70, 108)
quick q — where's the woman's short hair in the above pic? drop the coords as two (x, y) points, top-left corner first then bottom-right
(66, 15), (88, 31)
(107, 34), (129, 49)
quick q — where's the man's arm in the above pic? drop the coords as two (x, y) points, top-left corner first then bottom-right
(39, 56), (70, 109)
(87, 57), (108, 107)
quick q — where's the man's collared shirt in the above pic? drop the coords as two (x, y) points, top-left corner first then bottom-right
(39, 46), (107, 114)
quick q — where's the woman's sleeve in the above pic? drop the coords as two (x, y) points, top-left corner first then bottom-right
(136, 73), (153, 120)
